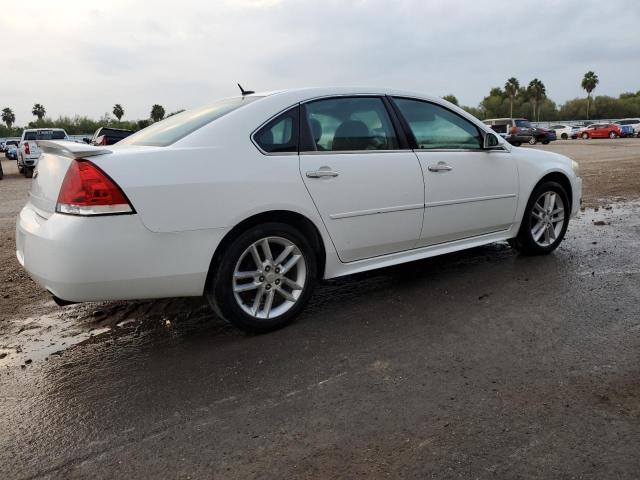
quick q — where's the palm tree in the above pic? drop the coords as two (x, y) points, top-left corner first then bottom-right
(504, 78), (520, 118)
(150, 104), (165, 122)
(581, 71), (599, 119)
(527, 79), (546, 121)
(113, 104), (124, 121)
(442, 94), (459, 106)
(32, 103), (46, 120)
(1, 107), (15, 128)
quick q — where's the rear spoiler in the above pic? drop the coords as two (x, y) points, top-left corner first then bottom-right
(37, 140), (112, 159)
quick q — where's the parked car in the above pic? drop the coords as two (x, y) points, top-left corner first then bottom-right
(89, 127), (135, 146)
(16, 87), (582, 333)
(578, 123), (622, 139)
(3, 139), (19, 156)
(6, 145), (18, 160)
(18, 128), (69, 177)
(614, 118), (640, 136)
(529, 127), (557, 145)
(570, 125), (587, 139)
(549, 124), (573, 140)
(616, 124), (636, 138)
(483, 118), (535, 146)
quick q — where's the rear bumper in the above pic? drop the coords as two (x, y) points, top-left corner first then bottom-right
(16, 203), (228, 302)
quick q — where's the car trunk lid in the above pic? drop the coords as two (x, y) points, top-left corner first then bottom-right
(29, 141), (112, 217)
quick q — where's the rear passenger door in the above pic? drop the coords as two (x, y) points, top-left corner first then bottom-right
(299, 96), (425, 262)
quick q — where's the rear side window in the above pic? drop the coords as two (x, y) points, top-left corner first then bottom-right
(491, 124), (508, 134)
(254, 107), (299, 153)
(121, 96), (262, 147)
(393, 98), (482, 150)
(24, 132), (36, 140)
(301, 97), (399, 152)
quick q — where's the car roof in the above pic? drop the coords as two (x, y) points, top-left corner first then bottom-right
(23, 128), (66, 132)
(247, 86), (452, 105)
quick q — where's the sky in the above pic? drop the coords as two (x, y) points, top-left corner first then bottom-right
(2, 0), (639, 125)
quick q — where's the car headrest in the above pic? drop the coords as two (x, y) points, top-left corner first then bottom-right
(332, 120), (370, 151)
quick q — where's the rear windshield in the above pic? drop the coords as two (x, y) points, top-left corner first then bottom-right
(515, 119), (532, 128)
(24, 130), (66, 140)
(121, 96), (262, 147)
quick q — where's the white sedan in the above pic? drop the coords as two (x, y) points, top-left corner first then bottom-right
(548, 124), (573, 140)
(16, 87), (582, 332)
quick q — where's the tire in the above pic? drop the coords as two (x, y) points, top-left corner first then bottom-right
(528, 137), (537, 145)
(17, 158), (24, 174)
(513, 142), (522, 147)
(542, 140), (550, 145)
(561, 133), (568, 140)
(24, 166), (33, 178)
(509, 181), (570, 256)
(582, 133), (589, 140)
(206, 222), (317, 333)
(0, 161), (3, 180)
(608, 131), (617, 139)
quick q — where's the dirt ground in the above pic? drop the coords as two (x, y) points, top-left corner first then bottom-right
(1, 138), (640, 364)
(1, 140), (640, 478)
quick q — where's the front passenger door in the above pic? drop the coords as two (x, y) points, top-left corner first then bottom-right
(391, 97), (518, 246)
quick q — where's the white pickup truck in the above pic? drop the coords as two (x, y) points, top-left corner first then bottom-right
(18, 128), (69, 178)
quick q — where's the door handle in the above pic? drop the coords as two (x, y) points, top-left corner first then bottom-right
(306, 169), (339, 178)
(427, 162), (453, 172)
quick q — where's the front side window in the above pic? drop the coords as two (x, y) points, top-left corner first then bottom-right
(393, 98), (482, 150)
(254, 106), (299, 153)
(302, 97), (398, 152)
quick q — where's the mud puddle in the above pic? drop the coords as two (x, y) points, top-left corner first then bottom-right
(1, 202), (638, 369)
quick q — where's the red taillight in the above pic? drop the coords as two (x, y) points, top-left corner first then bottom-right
(511, 126), (517, 135)
(24, 143), (30, 155)
(56, 160), (134, 216)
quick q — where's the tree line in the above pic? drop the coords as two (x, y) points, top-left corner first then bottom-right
(3, 71), (640, 136)
(446, 71), (640, 122)
(1, 103), (183, 137)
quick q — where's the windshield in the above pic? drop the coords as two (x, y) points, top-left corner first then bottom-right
(120, 96), (262, 147)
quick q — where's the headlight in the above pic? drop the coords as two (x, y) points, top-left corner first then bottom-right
(571, 160), (579, 176)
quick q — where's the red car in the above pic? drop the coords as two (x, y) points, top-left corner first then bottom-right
(579, 123), (621, 139)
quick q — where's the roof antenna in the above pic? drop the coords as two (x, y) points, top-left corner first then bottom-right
(237, 83), (255, 96)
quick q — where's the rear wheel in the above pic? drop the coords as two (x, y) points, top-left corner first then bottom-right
(206, 223), (317, 333)
(608, 131), (617, 139)
(24, 166), (33, 178)
(509, 181), (569, 255)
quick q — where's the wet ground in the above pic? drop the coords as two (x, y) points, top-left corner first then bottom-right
(1, 143), (640, 478)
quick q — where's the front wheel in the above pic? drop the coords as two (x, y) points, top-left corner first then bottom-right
(561, 133), (568, 140)
(206, 223), (317, 333)
(509, 181), (570, 255)
(582, 133), (589, 140)
(528, 137), (537, 145)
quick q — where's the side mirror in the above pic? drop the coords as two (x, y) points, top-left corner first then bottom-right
(483, 132), (503, 149)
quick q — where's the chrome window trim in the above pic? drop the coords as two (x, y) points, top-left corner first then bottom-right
(300, 149), (410, 156)
(250, 103), (301, 156)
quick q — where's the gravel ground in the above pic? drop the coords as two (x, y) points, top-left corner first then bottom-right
(0, 140), (639, 478)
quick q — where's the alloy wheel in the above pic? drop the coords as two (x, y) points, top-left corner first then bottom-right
(530, 191), (565, 247)
(232, 236), (307, 319)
